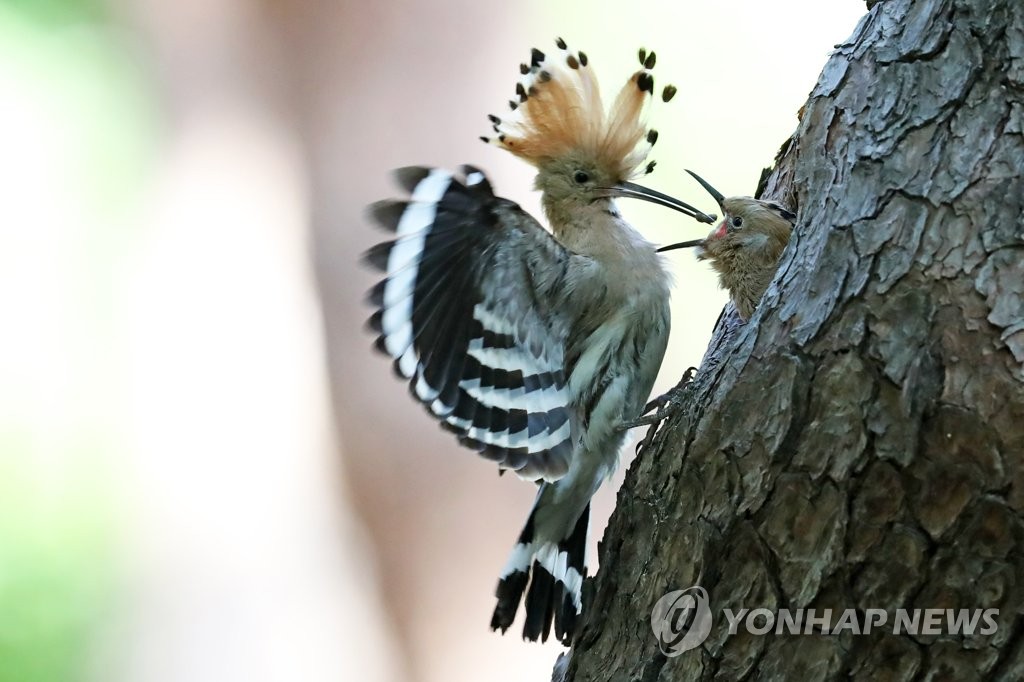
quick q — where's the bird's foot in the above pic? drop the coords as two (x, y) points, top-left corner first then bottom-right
(619, 367), (698, 454)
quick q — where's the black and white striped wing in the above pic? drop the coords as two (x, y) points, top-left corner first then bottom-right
(364, 166), (578, 481)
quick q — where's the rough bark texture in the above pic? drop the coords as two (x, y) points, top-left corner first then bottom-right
(561, 0), (1024, 679)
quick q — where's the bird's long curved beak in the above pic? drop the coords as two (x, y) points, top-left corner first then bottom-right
(656, 238), (705, 253)
(684, 169), (725, 210)
(604, 181), (716, 224)
(652, 171), (727, 253)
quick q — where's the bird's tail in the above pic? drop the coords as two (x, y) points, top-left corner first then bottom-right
(490, 494), (590, 645)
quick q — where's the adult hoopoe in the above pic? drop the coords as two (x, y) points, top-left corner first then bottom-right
(363, 39), (713, 645)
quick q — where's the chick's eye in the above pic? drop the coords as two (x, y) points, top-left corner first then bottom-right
(731, 216), (744, 228)
(573, 170), (590, 184)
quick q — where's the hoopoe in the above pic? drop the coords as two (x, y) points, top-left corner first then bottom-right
(363, 39), (713, 644)
(660, 170), (796, 320)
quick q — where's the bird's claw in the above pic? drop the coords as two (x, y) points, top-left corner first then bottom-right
(619, 367), (698, 454)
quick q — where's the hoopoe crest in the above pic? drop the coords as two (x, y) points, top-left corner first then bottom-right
(482, 40), (709, 227)
(484, 41), (678, 181)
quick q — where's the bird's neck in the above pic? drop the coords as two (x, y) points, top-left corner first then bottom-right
(544, 197), (656, 265)
(710, 235), (789, 319)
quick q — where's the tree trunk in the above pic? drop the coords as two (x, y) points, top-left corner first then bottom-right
(561, 0), (1024, 679)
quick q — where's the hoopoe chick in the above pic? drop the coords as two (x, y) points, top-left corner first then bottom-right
(661, 170), (796, 319)
(363, 38), (712, 646)
(622, 172), (796, 441)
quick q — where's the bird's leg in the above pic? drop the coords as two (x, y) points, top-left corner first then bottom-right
(619, 367), (698, 453)
(623, 366), (698, 429)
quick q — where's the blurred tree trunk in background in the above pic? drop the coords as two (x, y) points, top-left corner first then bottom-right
(269, 4), (564, 681)
(563, 0), (1024, 679)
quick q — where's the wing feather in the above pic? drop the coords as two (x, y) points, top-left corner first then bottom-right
(364, 166), (578, 480)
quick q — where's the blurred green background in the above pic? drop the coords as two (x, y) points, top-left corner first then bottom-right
(0, 1), (152, 680)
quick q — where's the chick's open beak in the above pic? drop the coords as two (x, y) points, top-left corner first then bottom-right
(601, 181), (716, 224)
(684, 169), (726, 210)
(657, 170), (727, 253)
(656, 238), (705, 253)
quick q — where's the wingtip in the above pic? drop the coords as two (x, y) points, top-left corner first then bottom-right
(393, 166), (431, 193)
(367, 200), (406, 232)
(361, 241), (392, 271)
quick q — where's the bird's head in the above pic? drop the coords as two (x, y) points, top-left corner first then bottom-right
(659, 170), (796, 318)
(660, 170), (795, 263)
(482, 39), (714, 226)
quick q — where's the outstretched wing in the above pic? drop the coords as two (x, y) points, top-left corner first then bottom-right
(364, 166), (581, 481)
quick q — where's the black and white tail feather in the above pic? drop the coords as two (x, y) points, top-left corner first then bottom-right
(492, 496), (590, 643)
(364, 166), (590, 642)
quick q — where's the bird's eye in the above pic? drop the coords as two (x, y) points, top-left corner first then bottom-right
(731, 216), (744, 229)
(573, 170), (590, 184)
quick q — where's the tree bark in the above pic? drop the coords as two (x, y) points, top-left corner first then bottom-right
(561, 0), (1024, 679)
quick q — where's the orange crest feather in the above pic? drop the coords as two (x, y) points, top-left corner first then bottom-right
(484, 40), (676, 181)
